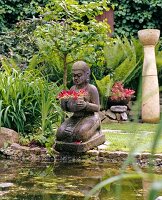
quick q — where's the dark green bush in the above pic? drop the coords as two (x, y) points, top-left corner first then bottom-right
(0, 18), (42, 65)
(77, 0), (162, 37)
(113, 0), (162, 37)
(0, 0), (49, 31)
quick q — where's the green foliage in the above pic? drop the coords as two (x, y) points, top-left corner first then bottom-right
(94, 37), (144, 109)
(19, 131), (55, 149)
(0, 0), (113, 146)
(155, 41), (162, 86)
(0, 18), (44, 66)
(87, 37), (143, 109)
(39, 0), (111, 21)
(104, 37), (143, 90)
(113, 0), (162, 37)
(0, 0), (49, 32)
(0, 57), (62, 136)
(77, 0), (162, 37)
(34, 0), (112, 87)
(77, 0), (111, 3)
(93, 75), (113, 109)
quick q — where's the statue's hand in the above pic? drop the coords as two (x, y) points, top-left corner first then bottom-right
(76, 99), (87, 110)
(61, 99), (68, 111)
(67, 98), (87, 112)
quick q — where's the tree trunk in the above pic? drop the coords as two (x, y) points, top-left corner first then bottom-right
(63, 54), (67, 88)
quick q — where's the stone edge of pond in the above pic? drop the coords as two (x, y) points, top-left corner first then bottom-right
(0, 143), (162, 168)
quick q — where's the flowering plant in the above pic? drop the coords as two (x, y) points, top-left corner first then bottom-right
(110, 82), (135, 101)
(57, 89), (88, 100)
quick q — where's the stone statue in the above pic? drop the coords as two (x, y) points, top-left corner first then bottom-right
(54, 61), (105, 153)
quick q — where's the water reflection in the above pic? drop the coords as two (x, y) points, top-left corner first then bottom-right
(0, 159), (145, 200)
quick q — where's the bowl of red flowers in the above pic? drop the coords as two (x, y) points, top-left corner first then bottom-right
(57, 89), (88, 112)
(108, 82), (135, 107)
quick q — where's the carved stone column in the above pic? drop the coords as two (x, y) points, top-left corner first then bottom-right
(138, 29), (160, 123)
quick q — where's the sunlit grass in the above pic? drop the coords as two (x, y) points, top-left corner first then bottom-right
(102, 122), (158, 132)
(102, 122), (162, 153)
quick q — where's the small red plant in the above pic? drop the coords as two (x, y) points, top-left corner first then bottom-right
(110, 82), (135, 101)
(74, 140), (82, 144)
(57, 89), (88, 100)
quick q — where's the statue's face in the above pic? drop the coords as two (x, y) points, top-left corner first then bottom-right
(72, 69), (86, 86)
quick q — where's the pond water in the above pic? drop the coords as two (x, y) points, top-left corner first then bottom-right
(0, 159), (155, 200)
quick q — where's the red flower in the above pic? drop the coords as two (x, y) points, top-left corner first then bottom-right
(57, 89), (87, 100)
(110, 82), (135, 101)
(74, 140), (82, 144)
(77, 89), (88, 97)
(57, 90), (68, 99)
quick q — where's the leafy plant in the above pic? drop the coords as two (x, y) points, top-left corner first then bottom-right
(113, 0), (162, 37)
(0, 0), (49, 32)
(34, 0), (112, 88)
(110, 81), (135, 101)
(0, 57), (62, 137)
(77, 0), (162, 37)
(104, 37), (143, 90)
(0, 18), (43, 66)
(93, 37), (142, 109)
(93, 75), (113, 109)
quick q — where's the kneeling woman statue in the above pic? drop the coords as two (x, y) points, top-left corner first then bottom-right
(54, 61), (105, 153)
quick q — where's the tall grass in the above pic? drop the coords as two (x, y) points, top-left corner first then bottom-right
(0, 58), (63, 138)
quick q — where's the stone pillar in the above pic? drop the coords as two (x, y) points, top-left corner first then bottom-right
(138, 29), (160, 123)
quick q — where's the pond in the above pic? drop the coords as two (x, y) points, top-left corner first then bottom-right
(0, 159), (157, 200)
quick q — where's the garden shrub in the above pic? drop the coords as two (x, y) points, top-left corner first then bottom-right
(93, 75), (113, 110)
(113, 0), (162, 37)
(77, 0), (162, 37)
(0, 18), (42, 66)
(33, 0), (112, 87)
(0, 57), (62, 138)
(94, 37), (143, 109)
(0, 0), (49, 32)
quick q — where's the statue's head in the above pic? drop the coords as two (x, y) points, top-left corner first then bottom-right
(72, 61), (90, 86)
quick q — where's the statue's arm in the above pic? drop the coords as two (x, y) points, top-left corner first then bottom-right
(86, 85), (100, 112)
(61, 99), (68, 111)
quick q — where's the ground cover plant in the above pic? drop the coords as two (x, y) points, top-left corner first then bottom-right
(102, 122), (158, 132)
(102, 122), (160, 152)
(0, 18), (42, 66)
